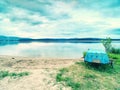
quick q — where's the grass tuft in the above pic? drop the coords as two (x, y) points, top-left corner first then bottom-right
(0, 71), (29, 79)
(0, 71), (9, 79)
(83, 73), (97, 79)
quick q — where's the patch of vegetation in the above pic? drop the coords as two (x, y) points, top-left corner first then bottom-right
(101, 37), (112, 53)
(56, 54), (120, 90)
(108, 53), (120, 65)
(83, 73), (97, 79)
(0, 71), (29, 80)
(110, 47), (120, 54)
(101, 37), (120, 54)
(56, 68), (68, 82)
(56, 68), (81, 90)
(83, 52), (86, 58)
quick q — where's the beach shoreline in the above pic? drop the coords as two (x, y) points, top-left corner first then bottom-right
(0, 55), (83, 90)
(0, 55), (83, 69)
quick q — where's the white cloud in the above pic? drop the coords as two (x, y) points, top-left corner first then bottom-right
(0, 0), (120, 38)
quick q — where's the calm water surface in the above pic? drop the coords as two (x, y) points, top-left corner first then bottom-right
(0, 42), (119, 59)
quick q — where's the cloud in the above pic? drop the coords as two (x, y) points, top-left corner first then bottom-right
(4, 0), (51, 16)
(109, 28), (120, 35)
(0, 1), (10, 13)
(0, 0), (120, 38)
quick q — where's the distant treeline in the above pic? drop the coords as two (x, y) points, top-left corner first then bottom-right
(19, 38), (120, 43)
(0, 36), (19, 41)
(0, 36), (120, 43)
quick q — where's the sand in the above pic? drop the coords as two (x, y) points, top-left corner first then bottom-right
(0, 55), (83, 90)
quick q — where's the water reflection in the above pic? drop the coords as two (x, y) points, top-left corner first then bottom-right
(0, 40), (19, 46)
(0, 41), (119, 58)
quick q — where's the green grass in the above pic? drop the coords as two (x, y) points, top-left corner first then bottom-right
(0, 71), (29, 79)
(108, 53), (120, 65)
(56, 68), (81, 90)
(83, 52), (87, 58)
(56, 53), (120, 90)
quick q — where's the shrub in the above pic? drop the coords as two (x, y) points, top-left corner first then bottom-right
(101, 37), (112, 53)
(110, 47), (120, 54)
(83, 52), (87, 58)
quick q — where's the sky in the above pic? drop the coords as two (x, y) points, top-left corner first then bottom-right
(0, 0), (120, 39)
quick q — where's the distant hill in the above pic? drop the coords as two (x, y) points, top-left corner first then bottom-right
(0, 36), (19, 41)
(0, 36), (120, 43)
(0, 36), (19, 46)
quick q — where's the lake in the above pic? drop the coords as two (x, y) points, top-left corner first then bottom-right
(0, 42), (119, 59)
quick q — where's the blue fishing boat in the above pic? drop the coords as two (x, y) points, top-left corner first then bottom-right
(84, 49), (110, 64)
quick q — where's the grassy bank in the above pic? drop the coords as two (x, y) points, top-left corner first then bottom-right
(56, 53), (120, 90)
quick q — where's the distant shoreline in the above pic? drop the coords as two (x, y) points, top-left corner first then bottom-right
(20, 38), (120, 43)
(0, 35), (120, 43)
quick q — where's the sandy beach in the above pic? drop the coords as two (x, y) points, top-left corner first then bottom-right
(0, 55), (83, 90)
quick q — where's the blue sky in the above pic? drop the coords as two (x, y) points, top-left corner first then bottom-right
(0, 0), (120, 38)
